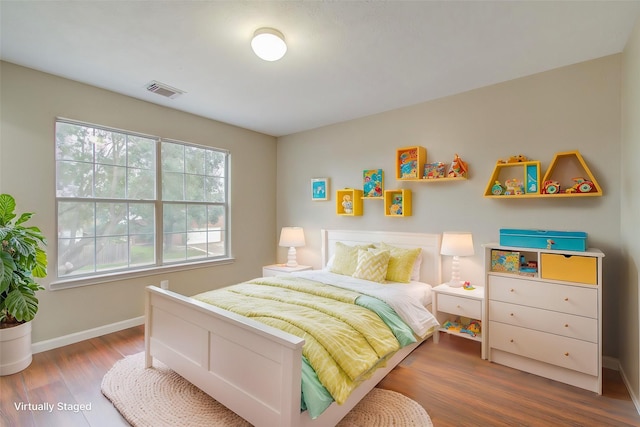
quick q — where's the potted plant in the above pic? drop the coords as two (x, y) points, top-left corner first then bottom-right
(0, 193), (47, 375)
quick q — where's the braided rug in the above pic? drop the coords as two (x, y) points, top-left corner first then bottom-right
(101, 352), (433, 427)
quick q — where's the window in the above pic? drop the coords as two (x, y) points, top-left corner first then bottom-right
(55, 119), (229, 280)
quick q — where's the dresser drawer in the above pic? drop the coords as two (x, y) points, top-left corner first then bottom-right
(489, 322), (598, 376)
(489, 300), (598, 343)
(541, 253), (597, 285)
(488, 275), (597, 318)
(437, 294), (482, 319)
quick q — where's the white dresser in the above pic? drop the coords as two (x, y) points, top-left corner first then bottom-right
(484, 243), (604, 394)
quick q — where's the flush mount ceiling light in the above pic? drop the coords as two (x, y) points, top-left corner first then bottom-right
(251, 27), (287, 61)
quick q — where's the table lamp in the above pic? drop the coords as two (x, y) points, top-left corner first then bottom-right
(440, 232), (475, 287)
(279, 227), (305, 267)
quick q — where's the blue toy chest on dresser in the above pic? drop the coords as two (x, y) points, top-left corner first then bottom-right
(499, 229), (588, 252)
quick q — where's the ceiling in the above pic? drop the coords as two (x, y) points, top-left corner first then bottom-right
(2, 1), (640, 137)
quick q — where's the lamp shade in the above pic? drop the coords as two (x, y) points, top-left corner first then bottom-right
(279, 227), (305, 248)
(440, 232), (475, 257)
(251, 28), (287, 61)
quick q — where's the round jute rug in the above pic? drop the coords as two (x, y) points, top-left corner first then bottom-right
(101, 352), (433, 427)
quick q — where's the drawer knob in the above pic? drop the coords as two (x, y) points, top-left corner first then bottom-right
(510, 288), (515, 293)
(510, 313), (514, 317)
(510, 339), (514, 343)
(564, 324), (569, 328)
(564, 297), (569, 301)
(564, 352), (570, 357)
(457, 305), (461, 308)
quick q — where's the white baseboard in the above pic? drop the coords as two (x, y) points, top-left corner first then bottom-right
(603, 355), (619, 371)
(31, 316), (145, 354)
(619, 363), (640, 416)
(602, 356), (640, 416)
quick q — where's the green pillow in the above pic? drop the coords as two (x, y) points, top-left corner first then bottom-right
(353, 249), (390, 283)
(378, 242), (422, 283)
(330, 242), (373, 276)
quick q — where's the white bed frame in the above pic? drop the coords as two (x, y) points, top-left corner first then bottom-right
(145, 229), (441, 427)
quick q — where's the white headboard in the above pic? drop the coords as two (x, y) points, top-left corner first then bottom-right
(320, 229), (442, 286)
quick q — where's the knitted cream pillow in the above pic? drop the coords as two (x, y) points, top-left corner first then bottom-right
(353, 249), (391, 283)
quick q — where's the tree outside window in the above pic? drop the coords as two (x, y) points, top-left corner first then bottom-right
(55, 120), (229, 279)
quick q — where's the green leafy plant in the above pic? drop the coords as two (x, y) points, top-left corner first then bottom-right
(0, 194), (47, 325)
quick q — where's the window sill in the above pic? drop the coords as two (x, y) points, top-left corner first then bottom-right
(48, 257), (236, 291)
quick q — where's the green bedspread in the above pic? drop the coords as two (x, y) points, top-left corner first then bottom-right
(193, 275), (416, 415)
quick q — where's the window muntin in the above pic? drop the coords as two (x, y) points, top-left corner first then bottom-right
(55, 120), (229, 279)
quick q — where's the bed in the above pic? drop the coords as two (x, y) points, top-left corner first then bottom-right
(144, 229), (442, 427)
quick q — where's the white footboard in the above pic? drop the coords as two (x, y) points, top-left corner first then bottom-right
(145, 285), (304, 427)
(145, 284), (429, 427)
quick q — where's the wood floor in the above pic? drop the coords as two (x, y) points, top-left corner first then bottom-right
(1, 326), (639, 427)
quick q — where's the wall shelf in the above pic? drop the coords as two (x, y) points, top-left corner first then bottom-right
(540, 151), (602, 197)
(484, 151), (602, 198)
(396, 146), (426, 180)
(484, 161), (541, 198)
(384, 189), (412, 217)
(336, 188), (363, 216)
(397, 147), (469, 182)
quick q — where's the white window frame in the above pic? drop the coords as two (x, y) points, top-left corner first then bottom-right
(51, 118), (231, 290)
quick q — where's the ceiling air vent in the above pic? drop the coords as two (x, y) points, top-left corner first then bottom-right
(145, 80), (185, 99)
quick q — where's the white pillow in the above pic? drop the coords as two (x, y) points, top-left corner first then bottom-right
(411, 253), (423, 281)
(325, 254), (335, 269)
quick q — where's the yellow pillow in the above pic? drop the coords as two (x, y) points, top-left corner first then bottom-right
(378, 242), (422, 283)
(330, 242), (374, 276)
(352, 249), (390, 283)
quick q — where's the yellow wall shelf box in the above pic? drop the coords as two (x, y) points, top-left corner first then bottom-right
(396, 146), (426, 180)
(336, 188), (363, 216)
(384, 189), (412, 217)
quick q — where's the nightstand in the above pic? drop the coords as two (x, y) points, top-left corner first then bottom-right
(432, 283), (486, 359)
(262, 264), (312, 277)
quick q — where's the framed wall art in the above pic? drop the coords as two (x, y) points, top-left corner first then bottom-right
(363, 169), (383, 198)
(311, 178), (330, 201)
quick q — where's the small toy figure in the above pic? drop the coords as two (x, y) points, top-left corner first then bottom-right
(461, 320), (482, 337)
(542, 180), (561, 194)
(389, 195), (403, 215)
(342, 194), (353, 214)
(463, 281), (475, 290)
(460, 327), (476, 337)
(491, 180), (506, 195)
(448, 154), (468, 178)
(424, 162), (446, 179)
(504, 178), (524, 195)
(442, 320), (461, 332)
(565, 177), (594, 194)
(498, 154), (529, 164)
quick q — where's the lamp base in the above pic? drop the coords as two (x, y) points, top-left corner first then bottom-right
(285, 247), (298, 267)
(448, 255), (462, 287)
(446, 280), (465, 288)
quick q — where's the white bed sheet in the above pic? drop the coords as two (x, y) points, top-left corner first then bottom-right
(290, 270), (439, 338)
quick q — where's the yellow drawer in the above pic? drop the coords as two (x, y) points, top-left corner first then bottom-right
(540, 253), (597, 285)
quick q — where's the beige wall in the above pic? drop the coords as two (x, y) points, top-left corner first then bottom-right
(278, 55), (623, 358)
(0, 61), (278, 343)
(621, 17), (640, 406)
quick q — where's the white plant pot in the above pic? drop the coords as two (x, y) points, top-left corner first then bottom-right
(0, 321), (33, 376)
